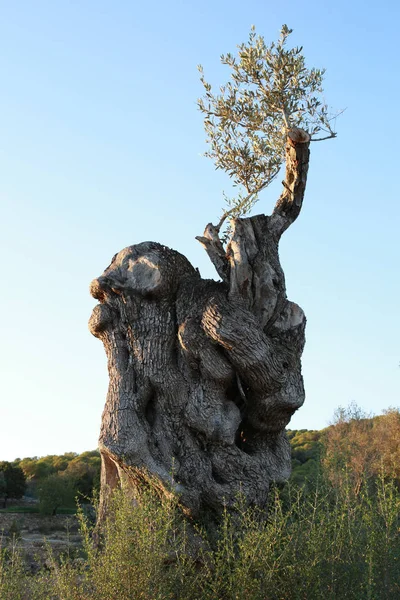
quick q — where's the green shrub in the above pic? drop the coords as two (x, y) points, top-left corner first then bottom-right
(1, 473), (399, 599)
(0, 535), (29, 600)
(8, 519), (21, 540)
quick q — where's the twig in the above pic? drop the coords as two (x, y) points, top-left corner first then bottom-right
(311, 132), (337, 142)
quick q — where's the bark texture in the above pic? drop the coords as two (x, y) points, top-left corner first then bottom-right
(89, 129), (310, 521)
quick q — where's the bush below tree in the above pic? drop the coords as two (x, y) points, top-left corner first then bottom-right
(2, 406), (400, 598)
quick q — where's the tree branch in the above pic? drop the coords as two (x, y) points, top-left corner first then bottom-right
(198, 127), (310, 271)
(269, 127), (310, 238)
(195, 223), (230, 282)
(311, 132), (337, 142)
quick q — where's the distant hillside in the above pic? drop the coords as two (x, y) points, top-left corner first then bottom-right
(289, 405), (400, 490)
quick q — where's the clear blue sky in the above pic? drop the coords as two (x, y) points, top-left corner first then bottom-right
(1, 0), (399, 461)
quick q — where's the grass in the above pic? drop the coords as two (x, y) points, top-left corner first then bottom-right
(0, 506), (76, 515)
(0, 506), (39, 514)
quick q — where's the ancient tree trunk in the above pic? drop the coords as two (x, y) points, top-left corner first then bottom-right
(89, 129), (310, 521)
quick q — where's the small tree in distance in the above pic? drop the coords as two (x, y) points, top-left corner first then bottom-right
(0, 472), (6, 504)
(0, 462), (26, 508)
(38, 473), (75, 515)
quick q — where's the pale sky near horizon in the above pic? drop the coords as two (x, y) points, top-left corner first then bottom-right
(1, 0), (399, 461)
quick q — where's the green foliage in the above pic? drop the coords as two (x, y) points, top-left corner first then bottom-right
(25, 489), (198, 600)
(0, 506), (39, 514)
(290, 458), (320, 488)
(288, 429), (321, 462)
(64, 453), (101, 499)
(15, 450), (100, 505)
(16, 451), (100, 482)
(38, 473), (76, 515)
(0, 462), (26, 508)
(0, 536), (29, 600)
(2, 474), (400, 599)
(287, 429), (321, 489)
(0, 472), (6, 500)
(198, 25), (337, 222)
(8, 519), (21, 540)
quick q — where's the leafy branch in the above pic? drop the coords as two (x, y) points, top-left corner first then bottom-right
(198, 24), (338, 232)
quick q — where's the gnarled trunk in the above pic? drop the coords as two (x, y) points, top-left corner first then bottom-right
(89, 129), (310, 522)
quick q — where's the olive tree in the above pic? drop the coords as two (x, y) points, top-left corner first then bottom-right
(89, 26), (337, 523)
(197, 25), (335, 231)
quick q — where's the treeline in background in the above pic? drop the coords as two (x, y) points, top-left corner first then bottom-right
(1, 404), (400, 599)
(0, 451), (100, 514)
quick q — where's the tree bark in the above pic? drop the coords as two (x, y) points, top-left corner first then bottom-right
(89, 130), (310, 522)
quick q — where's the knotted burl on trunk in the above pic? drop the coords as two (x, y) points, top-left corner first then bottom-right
(89, 131), (309, 520)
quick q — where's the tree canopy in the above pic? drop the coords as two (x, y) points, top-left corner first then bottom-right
(14, 451), (100, 505)
(198, 25), (337, 229)
(0, 462), (26, 508)
(37, 473), (75, 515)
